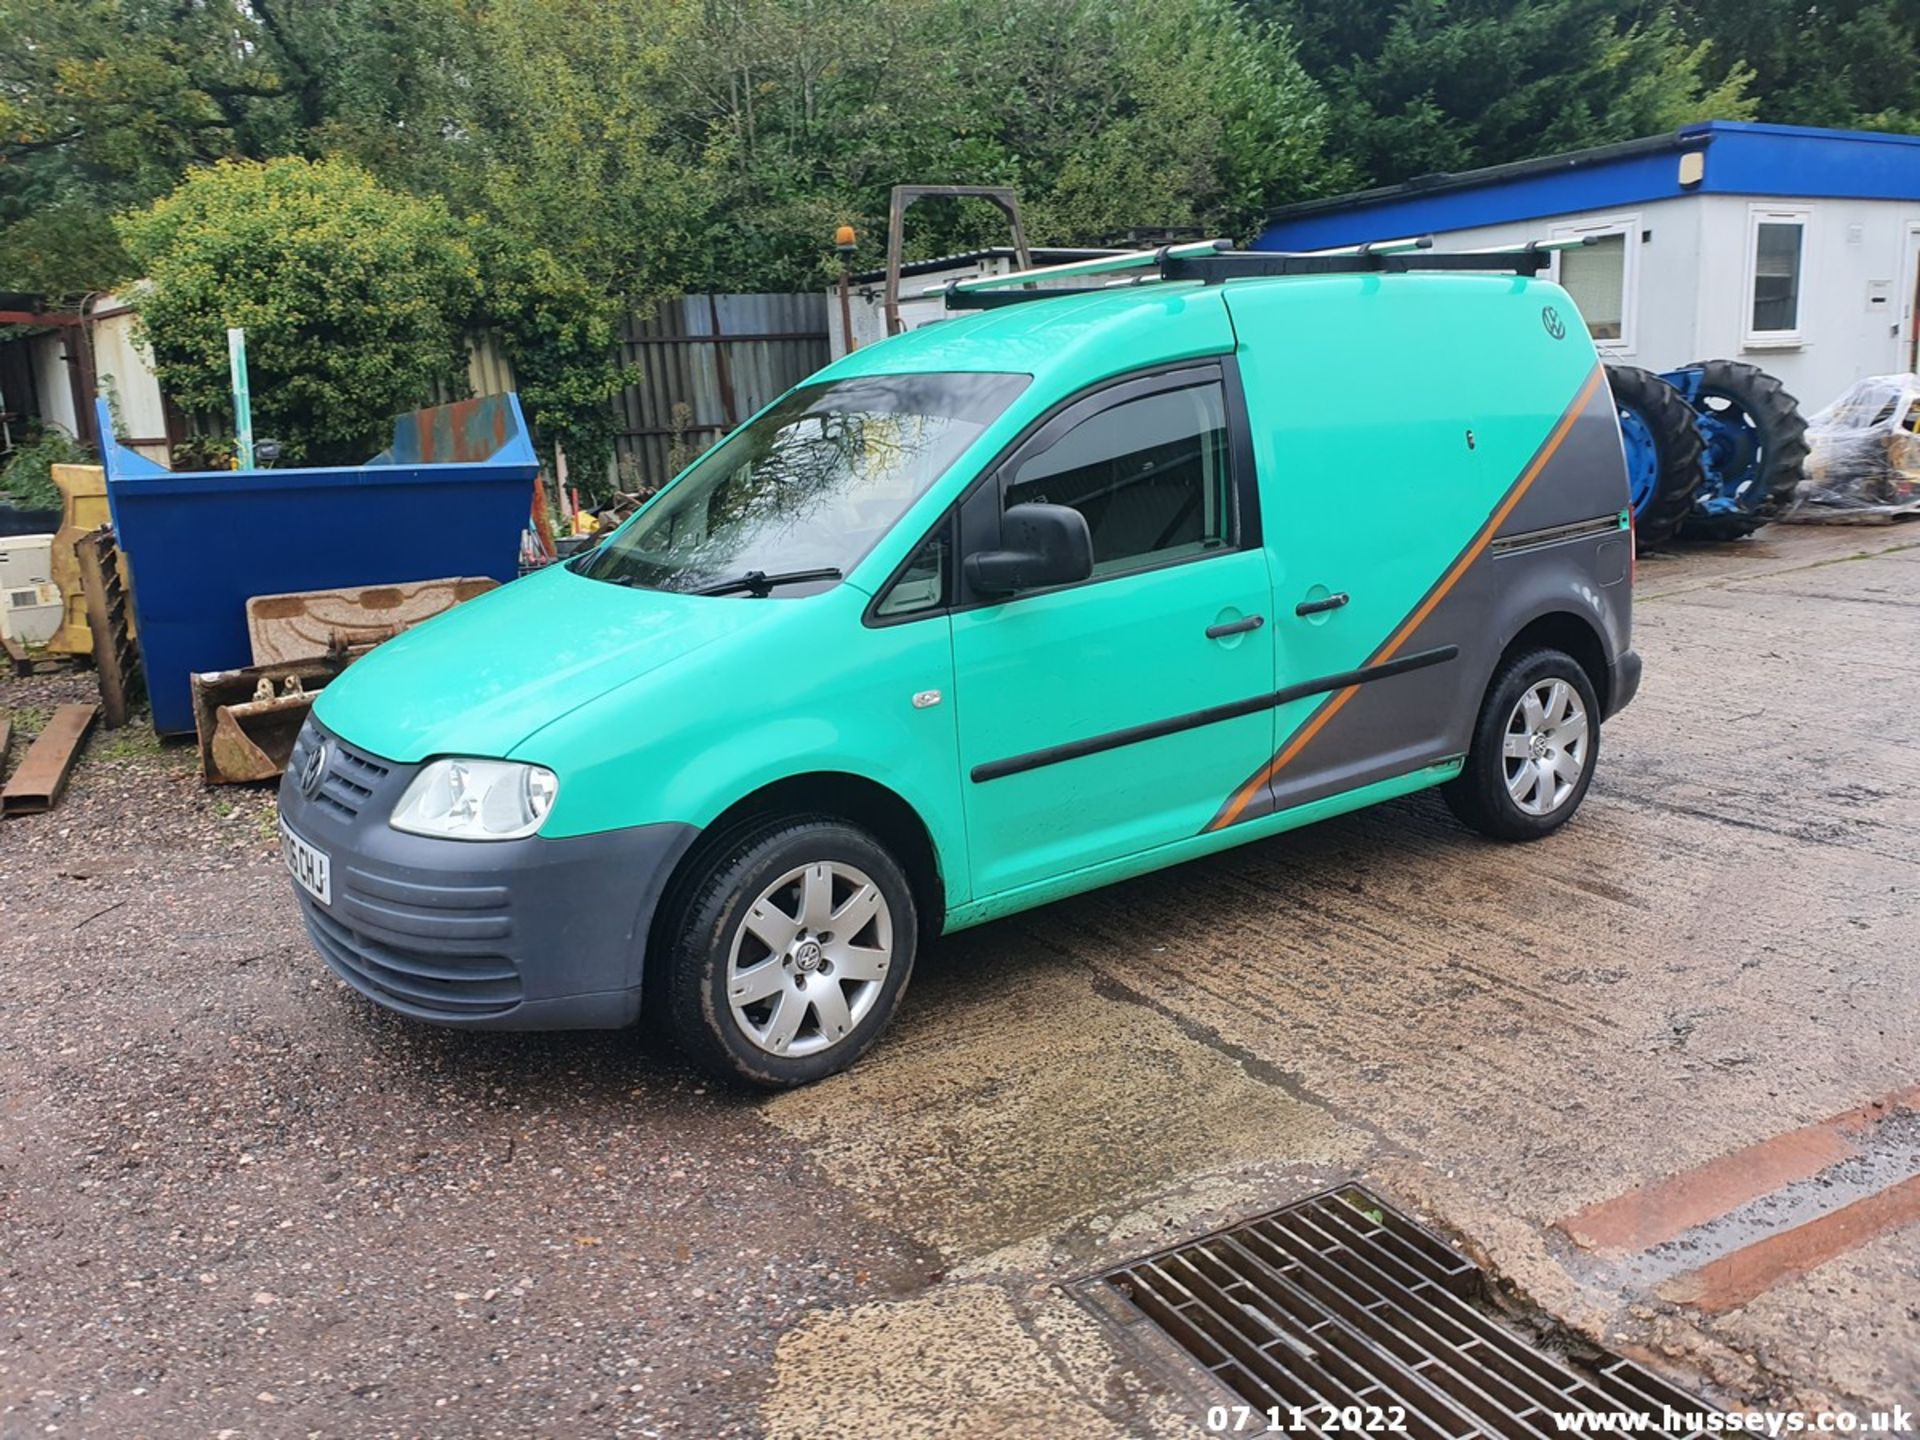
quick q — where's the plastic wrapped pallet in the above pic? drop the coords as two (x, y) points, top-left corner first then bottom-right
(1789, 374), (1920, 521)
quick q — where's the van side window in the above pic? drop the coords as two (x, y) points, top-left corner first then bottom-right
(874, 527), (949, 618)
(1005, 381), (1233, 577)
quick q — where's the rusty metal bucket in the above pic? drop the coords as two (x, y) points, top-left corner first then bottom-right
(193, 576), (498, 784)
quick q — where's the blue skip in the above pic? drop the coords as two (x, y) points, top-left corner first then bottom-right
(99, 394), (540, 735)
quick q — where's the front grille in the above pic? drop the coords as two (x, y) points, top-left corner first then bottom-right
(1092, 1187), (1714, 1439)
(310, 739), (392, 821)
(303, 899), (523, 1018)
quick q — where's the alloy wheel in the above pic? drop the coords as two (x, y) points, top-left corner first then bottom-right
(725, 860), (893, 1057)
(1502, 678), (1590, 816)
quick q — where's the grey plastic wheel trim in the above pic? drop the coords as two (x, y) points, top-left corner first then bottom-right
(1502, 678), (1590, 817)
(724, 860), (893, 1058)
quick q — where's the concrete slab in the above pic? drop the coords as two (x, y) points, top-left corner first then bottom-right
(758, 951), (1365, 1265)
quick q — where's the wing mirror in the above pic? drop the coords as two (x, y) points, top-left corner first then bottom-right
(964, 502), (1095, 596)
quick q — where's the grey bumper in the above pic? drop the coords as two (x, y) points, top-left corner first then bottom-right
(1606, 648), (1643, 718)
(278, 720), (698, 1030)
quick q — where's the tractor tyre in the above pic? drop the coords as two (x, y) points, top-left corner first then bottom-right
(1605, 364), (1703, 550)
(1676, 359), (1810, 542)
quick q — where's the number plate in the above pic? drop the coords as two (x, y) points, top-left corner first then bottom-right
(281, 819), (332, 906)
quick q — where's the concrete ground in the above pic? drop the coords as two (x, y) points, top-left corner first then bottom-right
(2, 522), (1916, 1439)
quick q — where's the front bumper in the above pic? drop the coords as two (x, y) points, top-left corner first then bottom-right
(278, 719), (698, 1030)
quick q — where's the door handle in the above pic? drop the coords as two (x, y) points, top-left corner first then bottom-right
(1295, 592), (1350, 617)
(1205, 614), (1266, 639)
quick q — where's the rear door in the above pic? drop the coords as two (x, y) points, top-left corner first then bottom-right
(1218, 277), (1605, 822)
(950, 364), (1274, 898)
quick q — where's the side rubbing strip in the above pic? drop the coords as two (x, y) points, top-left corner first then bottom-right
(1489, 512), (1623, 555)
(1205, 364), (1607, 832)
(970, 646), (1458, 783)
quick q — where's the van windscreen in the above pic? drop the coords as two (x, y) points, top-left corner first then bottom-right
(576, 371), (1030, 595)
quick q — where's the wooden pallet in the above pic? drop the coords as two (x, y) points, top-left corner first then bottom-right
(73, 527), (144, 729)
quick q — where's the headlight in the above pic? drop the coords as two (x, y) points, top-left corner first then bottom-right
(389, 758), (558, 841)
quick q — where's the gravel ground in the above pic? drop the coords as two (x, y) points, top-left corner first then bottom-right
(0, 677), (934, 1438)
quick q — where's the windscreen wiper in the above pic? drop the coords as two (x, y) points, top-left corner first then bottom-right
(692, 567), (843, 597)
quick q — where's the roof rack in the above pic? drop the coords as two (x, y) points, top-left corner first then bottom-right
(929, 234), (1593, 310)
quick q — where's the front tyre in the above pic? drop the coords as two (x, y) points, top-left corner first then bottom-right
(663, 816), (917, 1087)
(1443, 648), (1601, 842)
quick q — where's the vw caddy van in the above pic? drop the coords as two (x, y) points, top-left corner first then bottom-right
(279, 243), (1640, 1086)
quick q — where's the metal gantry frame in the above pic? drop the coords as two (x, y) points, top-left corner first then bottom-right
(884, 185), (1034, 336)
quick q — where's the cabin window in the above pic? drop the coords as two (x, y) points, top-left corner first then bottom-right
(1745, 207), (1809, 347)
(1550, 215), (1638, 353)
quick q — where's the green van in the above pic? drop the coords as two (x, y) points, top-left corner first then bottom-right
(278, 245), (1639, 1086)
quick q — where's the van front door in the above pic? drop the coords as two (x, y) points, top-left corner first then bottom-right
(950, 365), (1274, 899)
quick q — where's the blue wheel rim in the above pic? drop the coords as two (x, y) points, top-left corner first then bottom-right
(1692, 402), (1763, 514)
(1660, 368), (1767, 518)
(1616, 404), (1661, 517)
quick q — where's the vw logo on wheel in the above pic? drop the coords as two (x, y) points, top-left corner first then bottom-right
(299, 741), (330, 799)
(1541, 305), (1567, 340)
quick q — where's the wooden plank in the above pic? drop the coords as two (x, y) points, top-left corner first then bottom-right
(2, 634), (29, 676)
(1, 703), (97, 816)
(1560, 1084), (1920, 1253)
(0, 710), (11, 785)
(1660, 1173), (1920, 1314)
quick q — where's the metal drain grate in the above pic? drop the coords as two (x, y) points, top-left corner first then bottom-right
(1090, 1187), (1714, 1439)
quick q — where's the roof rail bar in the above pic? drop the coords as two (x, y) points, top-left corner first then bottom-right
(937, 235), (1592, 311)
(1309, 236), (1434, 256)
(924, 238), (1233, 297)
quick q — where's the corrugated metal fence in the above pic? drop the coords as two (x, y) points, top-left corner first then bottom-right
(611, 293), (829, 491)
(465, 329), (517, 401)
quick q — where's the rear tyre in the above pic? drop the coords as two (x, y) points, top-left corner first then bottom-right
(1443, 648), (1601, 842)
(1674, 359), (1810, 542)
(1605, 364), (1702, 550)
(661, 815), (917, 1088)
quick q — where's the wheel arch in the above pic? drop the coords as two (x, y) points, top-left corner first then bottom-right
(1499, 610), (1612, 715)
(648, 771), (949, 962)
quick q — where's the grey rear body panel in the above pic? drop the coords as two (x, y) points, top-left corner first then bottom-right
(1231, 370), (1636, 826)
(278, 719), (697, 1030)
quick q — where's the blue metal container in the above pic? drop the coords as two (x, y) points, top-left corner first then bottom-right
(99, 394), (539, 735)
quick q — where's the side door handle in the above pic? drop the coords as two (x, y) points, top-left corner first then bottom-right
(1295, 591), (1350, 617)
(1205, 614), (1266, 640)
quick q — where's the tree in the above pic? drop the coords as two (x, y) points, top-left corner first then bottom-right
(1261, 0), (1755, 188)
(0, 0), (291, 296)
(663, 0), (1334, 290)
(451, 0), (707, 476)
(117, 157), (478, 464)
(1024, 0), (1333, 244)
(0, 0), (287, 191)
(1673, 0), (1920, 133)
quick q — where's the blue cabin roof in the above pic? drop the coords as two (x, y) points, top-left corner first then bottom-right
(1256, 122), (1920, 253)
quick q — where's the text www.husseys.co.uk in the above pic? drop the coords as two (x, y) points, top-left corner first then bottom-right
(1553, 1407), (1915, 1436)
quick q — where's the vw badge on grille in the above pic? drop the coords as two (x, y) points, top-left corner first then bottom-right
(300, 740), (330, 799)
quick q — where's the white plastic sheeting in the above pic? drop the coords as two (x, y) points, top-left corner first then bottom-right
(1792, 374), (1920, 521)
